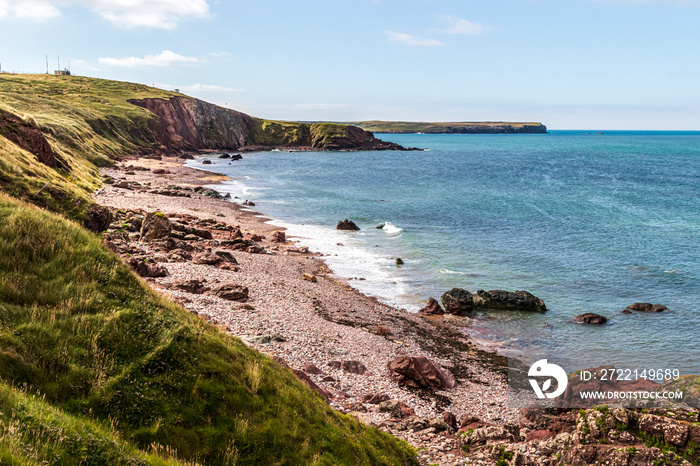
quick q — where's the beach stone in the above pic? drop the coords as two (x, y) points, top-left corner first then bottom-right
(378, 400), (415, 419)
(127, 257), (169, 278)
(328, 360), (369, 375)
(140, 212), (172, 241)
(473, 289), (547, 312)
(440, 288), (474, 316)
(443, 412), (458, 433)
(244, 333), (286, 344)
(336, 219), (360, 231)
(303, 363), (324, 375)
(387, 356), (457, 390)
(213, 284), (249, 302)
(271, 231), (286, 243)
(419, 297), (445, 316)
(173, 279), (208, 294)
(361, 393), (391, 404)
(214, 250), (238, 264)
(627, 302), (668, 312)
(194, 252), (223, 265)
(573, 313), (608, 325)
(202, 159), (212, 165)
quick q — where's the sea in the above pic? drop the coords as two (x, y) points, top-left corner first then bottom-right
(186, 131), (700, 374)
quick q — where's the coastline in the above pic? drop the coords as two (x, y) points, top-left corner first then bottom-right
(94, 153), (514, 465)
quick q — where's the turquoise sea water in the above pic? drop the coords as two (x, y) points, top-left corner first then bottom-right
(187, 131), (700, 373)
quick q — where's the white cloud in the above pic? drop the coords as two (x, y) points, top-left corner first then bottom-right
(1, 0), (60, 22)
(437, 15), (485, 35)
(70, 59), (100, 72)
(99, 50), (202, 67)
(0, 0), (210, 28)
(385, 30), (445, 47)
(209, 51), (232, 58)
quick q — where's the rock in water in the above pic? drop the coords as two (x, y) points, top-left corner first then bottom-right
(336, 219), (360, 231)
(440, 288), (474, 316)
(573, 313), (608, 325)
(140, 212), (172, 241)
(627, 302), (668, 312)
(473, 289), (547, 313)
(387, 356), (457, 390)
(395, 258), (404, 266)
(202, 159), (212, 165)
(418, 297), (445, 316)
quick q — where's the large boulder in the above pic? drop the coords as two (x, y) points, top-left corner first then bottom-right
(573, 313), (608, 325)
(440, 288), (474, 315)
(473, 289), (547, 312)
(627, 302), (668, 312)
(387, 356), (457, 390)
(140, 212), (172, 241)
(336, 219), (360, 231)
(127, 258), (169, 278)
(212, 284), (249, 302)
(83, 204), (113, 233)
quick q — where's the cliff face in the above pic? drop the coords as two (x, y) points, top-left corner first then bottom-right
(128, 96), (254, 152)
(129, 96), (408, 152)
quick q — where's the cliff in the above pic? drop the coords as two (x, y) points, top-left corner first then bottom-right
(129, 96), (408, 152)
(351, 120), (548, 134)
(0, 74), (407, 223)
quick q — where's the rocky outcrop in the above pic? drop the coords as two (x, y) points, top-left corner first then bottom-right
(440, 288), (474, 315)
(0, 110), (70, 170)
(387, 356), (457, 390)
(473, 289), (547, 312)
(140, 212), (172, 241)
(83, 204), (113, 233)
(336, 219), (360, 231)
(128, 97), (411, 153)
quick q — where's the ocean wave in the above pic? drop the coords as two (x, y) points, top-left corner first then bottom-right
(380, 222), (404, 235)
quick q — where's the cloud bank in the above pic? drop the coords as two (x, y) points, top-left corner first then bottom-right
(99, 50), (202, 67)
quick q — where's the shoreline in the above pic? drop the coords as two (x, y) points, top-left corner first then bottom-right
(94, 152), (515, 465)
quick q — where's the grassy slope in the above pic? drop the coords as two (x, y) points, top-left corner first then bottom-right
(0, 74), (176, 221)
(349, 120), (544, 133)
(0, 193), (416, 465)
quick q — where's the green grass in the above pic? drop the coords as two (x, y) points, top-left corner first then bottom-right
(0, 193), (417, 465)
(0, 74), (176, 222)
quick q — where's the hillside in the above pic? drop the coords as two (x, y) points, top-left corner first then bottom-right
(0, 74), (405, 223)
(0, 74), (418, 464)
(0, 193), (416, 465)
(350, 120), (547, 134)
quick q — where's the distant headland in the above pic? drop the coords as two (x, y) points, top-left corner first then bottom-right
(347, 120), (547, 134)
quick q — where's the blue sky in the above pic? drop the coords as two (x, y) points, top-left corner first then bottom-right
(0, 0), (699, 129)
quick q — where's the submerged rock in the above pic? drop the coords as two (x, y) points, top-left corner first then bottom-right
(474, 289), (547, 313)
(573, 313), (608, 325)
(336, 219), (360, 231)
(627, 302), (668, 312)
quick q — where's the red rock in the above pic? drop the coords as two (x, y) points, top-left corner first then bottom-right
(627, 302), (668, 312)
(387, 356), (457, 389)
(212, 284), (249, 302)
(443, 412), (458, 432)
(440, 288), (474, 315)
(328, 360), (369, 375)
(291, 369), (330, 401)
(419, 297), (445, 316)
(271, 231), (286, 243)
(360, 393), (390, 404)
(303, 363), (324, 375)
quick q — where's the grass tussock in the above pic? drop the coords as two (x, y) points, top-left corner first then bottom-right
(0, 193), (416, 465)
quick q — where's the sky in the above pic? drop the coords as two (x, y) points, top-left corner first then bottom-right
(0, 0), (699, 130)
